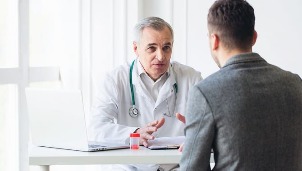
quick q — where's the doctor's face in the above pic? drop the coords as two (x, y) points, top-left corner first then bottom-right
(133, 26), (173, 81)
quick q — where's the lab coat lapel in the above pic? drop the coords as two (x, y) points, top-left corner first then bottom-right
(154, 69), (177, 107)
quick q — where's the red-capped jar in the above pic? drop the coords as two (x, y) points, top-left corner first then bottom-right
(130, 133), (140, 150)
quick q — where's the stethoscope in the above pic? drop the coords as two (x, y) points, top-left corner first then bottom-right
(129, 60), (178, 118)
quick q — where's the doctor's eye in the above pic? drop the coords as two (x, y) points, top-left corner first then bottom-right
(146, 46), (156, 53)
(162, 45), (172, 53)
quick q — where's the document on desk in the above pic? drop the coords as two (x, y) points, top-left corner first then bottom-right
(147, 136), (185, 150)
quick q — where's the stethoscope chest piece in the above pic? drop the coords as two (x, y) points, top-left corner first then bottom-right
(128, 60), (177, 118)
(129, 106), (139, 118)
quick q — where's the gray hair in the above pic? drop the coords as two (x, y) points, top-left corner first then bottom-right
(133, 17), (174, 43)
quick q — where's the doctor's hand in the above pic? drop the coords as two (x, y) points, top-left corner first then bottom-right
(176, 112), (186, 124)
(135, 117), (165, 147)
(176, 113), (186, 152)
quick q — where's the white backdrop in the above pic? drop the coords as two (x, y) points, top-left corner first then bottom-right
(90, 0), (301, 83)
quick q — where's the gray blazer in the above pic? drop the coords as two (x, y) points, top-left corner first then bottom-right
(180, 53), (302, 171)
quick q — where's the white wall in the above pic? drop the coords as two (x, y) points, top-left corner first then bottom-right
(251, 0), (302, 77)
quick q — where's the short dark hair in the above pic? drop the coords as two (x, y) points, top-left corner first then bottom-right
(207, 0), (255, 50)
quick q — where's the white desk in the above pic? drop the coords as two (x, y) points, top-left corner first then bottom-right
(29, 146), (181, 171)
(29, 146), (214, 171)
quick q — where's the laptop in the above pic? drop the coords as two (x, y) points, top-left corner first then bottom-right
(25, 88), (129, 152)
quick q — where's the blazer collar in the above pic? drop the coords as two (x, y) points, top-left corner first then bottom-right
(223, 53), (267, 68)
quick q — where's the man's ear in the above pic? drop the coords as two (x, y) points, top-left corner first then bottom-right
(133, 41), (139, 56)
(252, 30), (257, 46)
(210, 33), (219, 51)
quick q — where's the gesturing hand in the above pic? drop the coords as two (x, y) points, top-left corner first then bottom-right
(176, 112), (186, 152)
(176, 112), (186, 124)
(135, 117), (165, 147)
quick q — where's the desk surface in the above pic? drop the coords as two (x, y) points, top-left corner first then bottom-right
(29, 146), (182, 165)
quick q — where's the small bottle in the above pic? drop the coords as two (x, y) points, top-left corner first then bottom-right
(130, 133), (140, 150)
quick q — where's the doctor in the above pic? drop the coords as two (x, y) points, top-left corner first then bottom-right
(89, 16), (202, 171)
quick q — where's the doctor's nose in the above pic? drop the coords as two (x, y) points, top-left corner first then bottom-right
(156, 50), (165, 61)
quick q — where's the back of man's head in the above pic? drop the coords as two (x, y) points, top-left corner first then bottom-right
(207, 0), (255, 51)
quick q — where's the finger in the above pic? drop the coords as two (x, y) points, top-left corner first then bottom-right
(140, 133), (154, 147)
(143, 141), (148, 147)
(176, 112), (186, 124)
(147, 120), (159, 127)
(141, 132), (155, 140)
(140, 138), (148, 147)
(145, 126), (158, 134)
(178, 143), (184, 152)
(155, 117), (165, 128)
(137, 126), (157, 134)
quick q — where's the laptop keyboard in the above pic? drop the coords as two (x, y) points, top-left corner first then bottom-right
(88, 144), (105, 148)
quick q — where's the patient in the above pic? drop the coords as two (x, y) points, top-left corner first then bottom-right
(180, 0), (302, 170)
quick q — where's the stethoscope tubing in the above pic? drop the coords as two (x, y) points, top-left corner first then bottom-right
(128, 60), (177, 118)
(129, 60), (136, 107)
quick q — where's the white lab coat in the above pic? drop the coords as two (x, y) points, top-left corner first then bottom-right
(89, 60), (202, 170)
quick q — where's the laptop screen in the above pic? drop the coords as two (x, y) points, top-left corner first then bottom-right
(26, 88), (95, 151)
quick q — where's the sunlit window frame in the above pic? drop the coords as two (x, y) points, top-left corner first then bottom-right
(0, 1), (60, 171)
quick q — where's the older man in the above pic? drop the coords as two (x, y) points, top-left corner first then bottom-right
(90, 17), (202, 171)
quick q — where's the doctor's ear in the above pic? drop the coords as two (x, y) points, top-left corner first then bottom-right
(133, 41), (139, 56)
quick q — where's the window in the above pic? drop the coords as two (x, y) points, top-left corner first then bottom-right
(0, 0), (60, 170)
(0, 0), (19, 170)
(0, 85), (18, 171)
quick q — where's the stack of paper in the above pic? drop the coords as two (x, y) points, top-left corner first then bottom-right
(147, 136), (185, 150)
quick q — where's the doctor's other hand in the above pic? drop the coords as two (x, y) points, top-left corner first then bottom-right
(176, 113), (185, 152)
(178, 143), (184, 152)
(135, 117), (165, 147)
(176, 112), (186, 124)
